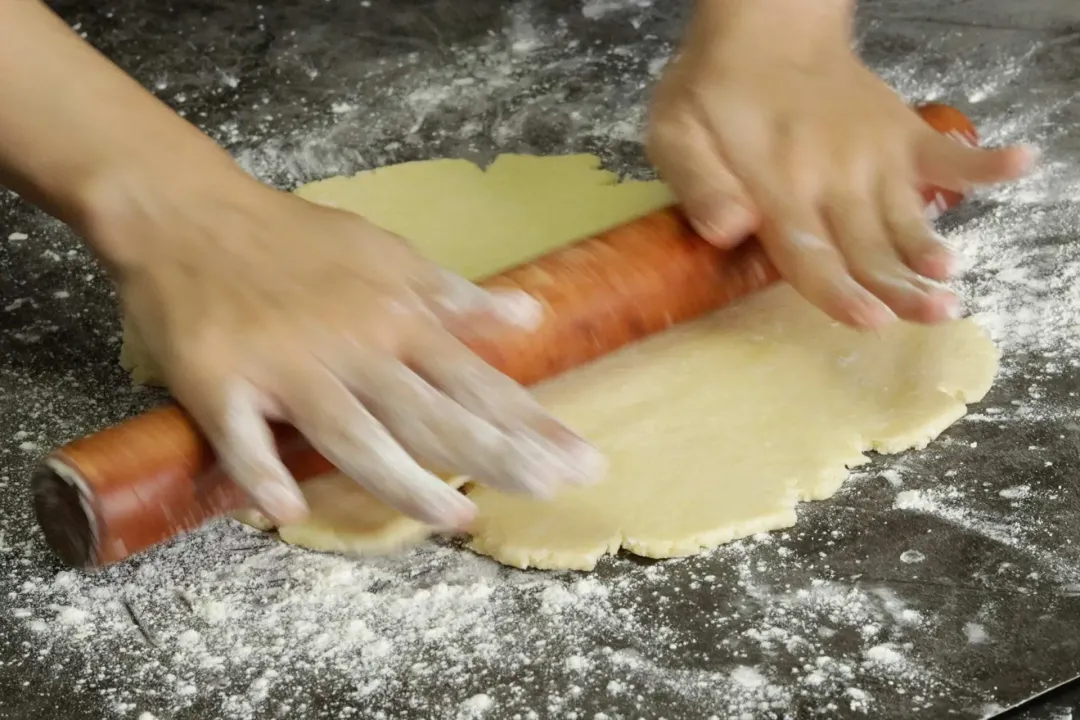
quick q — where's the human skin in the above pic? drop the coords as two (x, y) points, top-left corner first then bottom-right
(0, 0), (1031, 529)
(648, 0), (1033, 328)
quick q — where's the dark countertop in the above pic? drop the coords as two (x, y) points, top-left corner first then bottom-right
(2, 1), (1080, 719)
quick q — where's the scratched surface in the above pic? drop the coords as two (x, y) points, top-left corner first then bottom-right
(1, 1), (1080, 719)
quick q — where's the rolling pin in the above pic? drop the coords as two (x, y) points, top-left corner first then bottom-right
(31, 103), (979, 569)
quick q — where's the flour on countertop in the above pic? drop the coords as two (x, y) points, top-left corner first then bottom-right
(3, 3), (1079, 719)
(228, 4), (668, 187)
(581, 0), (654, 21)
(8, 522), (973, 719)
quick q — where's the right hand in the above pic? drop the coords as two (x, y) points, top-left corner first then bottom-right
(90, 162), (606, 528)
(646, 0), (1033, 329)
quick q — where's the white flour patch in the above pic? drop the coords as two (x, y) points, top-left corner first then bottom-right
(900, 550), (926, 564)
(965, 622), (990, 645)
(581, 0), (654, 21)
(999, 484), (1031, 500)
(880, 468), (905, 487)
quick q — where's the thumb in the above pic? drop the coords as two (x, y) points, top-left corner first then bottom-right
(646, 114), (760, 248)
(916, 129), (1037, 191)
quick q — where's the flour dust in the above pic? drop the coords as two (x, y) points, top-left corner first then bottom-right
(4, 2), (1080, 719)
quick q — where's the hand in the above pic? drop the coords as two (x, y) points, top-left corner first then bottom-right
(647, 0), (1034, 328)
(93, 165), (606, 528)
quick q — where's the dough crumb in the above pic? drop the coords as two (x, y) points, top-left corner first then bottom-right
(864, 643), (905, 667)
(999, 484), (1031, 499)
(899, 550), (926, 564)
(964, 622), (989, 644)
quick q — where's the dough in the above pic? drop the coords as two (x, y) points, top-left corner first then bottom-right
(120, 154), (998, 568)
(467, 286), (995, 569)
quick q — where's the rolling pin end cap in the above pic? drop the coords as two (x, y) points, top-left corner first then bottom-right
(31, 461), (96, 569)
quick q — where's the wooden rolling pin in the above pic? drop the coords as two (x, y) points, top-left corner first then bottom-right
(31, 103), (978, 569)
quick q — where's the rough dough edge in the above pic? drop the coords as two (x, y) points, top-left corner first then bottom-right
(275, 475), (469, 557)
(464, 363), (998, 572)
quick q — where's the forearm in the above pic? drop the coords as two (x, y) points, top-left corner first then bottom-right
(690, 0), (855, 59)
(0, 1), (240, 262)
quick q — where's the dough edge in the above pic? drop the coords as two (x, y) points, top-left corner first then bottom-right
(116, 153), (1000, 569)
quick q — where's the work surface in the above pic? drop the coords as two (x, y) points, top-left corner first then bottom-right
(2, 1), (1080, 718)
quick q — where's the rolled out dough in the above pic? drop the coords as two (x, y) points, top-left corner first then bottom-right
(120, 154), (998, 570)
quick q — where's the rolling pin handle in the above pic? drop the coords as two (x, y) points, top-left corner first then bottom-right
(32, 460), (97, 569)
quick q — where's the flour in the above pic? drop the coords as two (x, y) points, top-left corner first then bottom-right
(965, 622), (990, 645)
(230, 3), (667, 188)
(581, 0), (654, 21)
(2, 4), (1078, 720)
(899, 549), (926, 566)
(999, 485), (1032, 500)
(8, 523), (967, 719)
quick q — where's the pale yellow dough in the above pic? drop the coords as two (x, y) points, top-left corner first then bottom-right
(120, 154), (998, 569)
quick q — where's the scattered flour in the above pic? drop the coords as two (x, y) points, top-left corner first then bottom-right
(729, 665), (767, 689)
(460, 693), (493, 717)
(1, 4), (1077, 720)
(999, 485), (1032, 500)
(5, 524), (966, 719)
(880, 468), (905, 487)
(965, 622), (990, 645)
(581, 0), (654, 21)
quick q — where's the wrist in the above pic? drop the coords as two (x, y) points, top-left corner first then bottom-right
(692, 0), (855, 61)
(76, 138), (258, 273)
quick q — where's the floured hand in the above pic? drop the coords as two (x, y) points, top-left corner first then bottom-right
(93, 170), (605, 528)
(647, 0), (1035, 328)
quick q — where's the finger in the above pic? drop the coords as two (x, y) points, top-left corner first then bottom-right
(425, 268), (545, 335)
(646, 114), (759, 247)
(881, 179), (958, 282)
(732, 167), (896, 329)
(348, 359), (595, 497)
(916, 130), (1036, 191)
(405, 327), (607, 485)
(277, 362), (476, 528)
(825, 188), (960, 325)
(179, 376), (309, 526)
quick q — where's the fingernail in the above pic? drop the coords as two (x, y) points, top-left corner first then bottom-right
(693, 201), (756, 247)
(850, 305), (895, 330)
(843, 281), (897, 330)
(510, 432), (568, 497)
(257, 482), (308, 525)
(510, 427), (606, 496)
(568, 442), (608, 485)
(490, 289), (545, 330)
(1016, 144), (1041, 172)
(553, 426), (608, 485)
(533, 420), (608, 485)
(789, 231), (831, 251)
(412, 479), (478, 528)
(439, 493), (477, 530)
